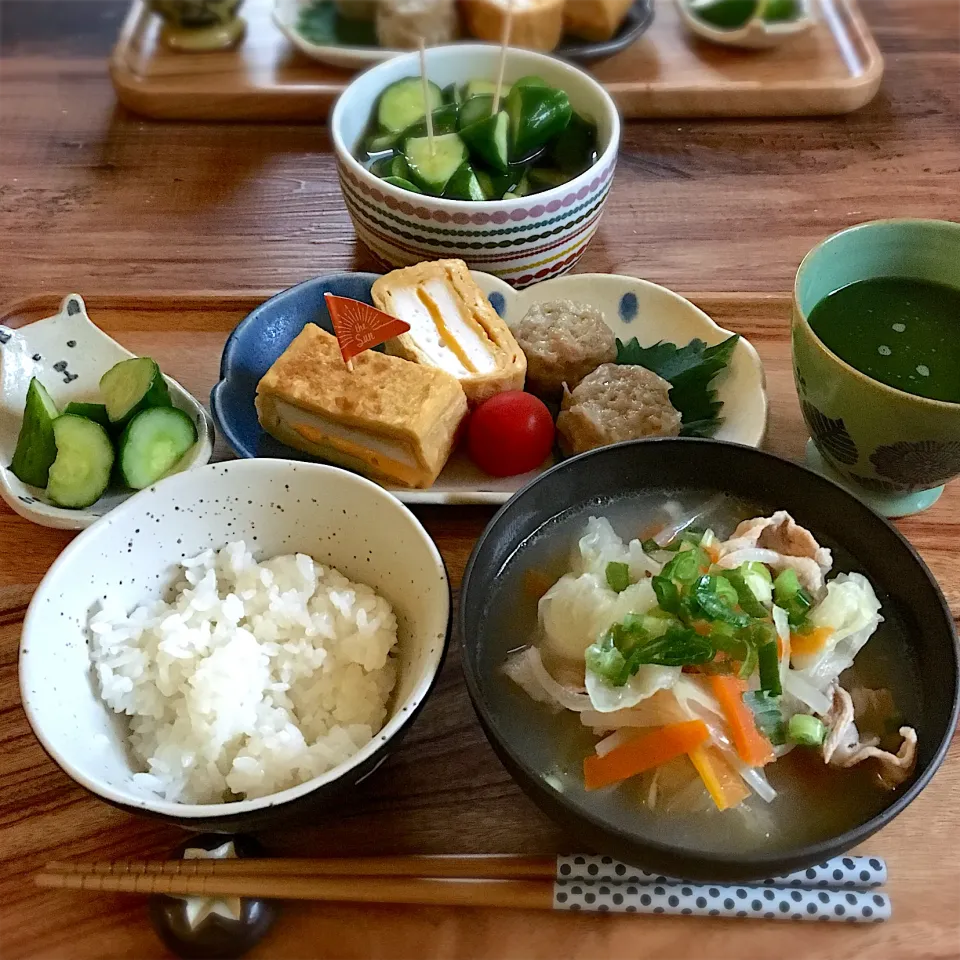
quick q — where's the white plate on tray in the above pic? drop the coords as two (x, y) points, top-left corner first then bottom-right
(211, 272), (768, 506)
(273, 0), (657, 70)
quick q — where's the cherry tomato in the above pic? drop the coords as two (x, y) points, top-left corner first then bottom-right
(467, 391), (555, 477)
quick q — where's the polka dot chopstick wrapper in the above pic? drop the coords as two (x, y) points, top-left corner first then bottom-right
(552, 855), (890, 922)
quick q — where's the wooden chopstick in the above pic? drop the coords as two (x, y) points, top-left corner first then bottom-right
(44, 855), (557, 881)
(36, 872), (554, 909)
(33, 867), (892, 922)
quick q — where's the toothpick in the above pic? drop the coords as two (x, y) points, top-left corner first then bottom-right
(418, 39), (435, 156)
(492, 0), (514, 114)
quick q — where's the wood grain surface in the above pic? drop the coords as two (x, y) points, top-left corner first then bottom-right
(108, 0), (883, 121)
(1, 292), (959, 959)
(1, 1), (959, 958)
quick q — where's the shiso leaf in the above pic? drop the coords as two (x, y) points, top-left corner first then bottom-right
(615, 333), (740, 437)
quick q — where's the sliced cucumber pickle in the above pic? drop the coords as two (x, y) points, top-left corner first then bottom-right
(10, 377), (59, 488)
(688, 0), (758, 28)
(370, 155), (396, 177)
(63, 402), (111, 427)
(458, 95), (494, 131)
(444, 163), (487, 201)
(548, 111), (599, 175)
(377, 77), (442, 134)
(381, 176), (423, 193)
(442, 82), (462, 106)
(528, 167), (571, 191)
(512, 75), (549, 89)
(365, 130), (399, 154)
(503, 171), (532, 200)
(403, 133), (467, 195)
(100, 357), (172, 426)
(460, 111), (509, 174)
(462, 79), (509, 101)
(119, 406), (198, 491)
(47, 415), (114, 508)
(474, 169), (496, 200)
(400, 103), (460, 142)
(507, 85), (572, 162)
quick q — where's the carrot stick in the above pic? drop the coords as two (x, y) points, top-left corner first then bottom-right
(708, 676), (774, 767)
(689, 745), (750, 811)
(583, 720), (709, 790)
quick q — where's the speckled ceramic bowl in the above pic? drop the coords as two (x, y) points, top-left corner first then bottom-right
(20, 459), (450, 831)
(330, 44), (621, 288)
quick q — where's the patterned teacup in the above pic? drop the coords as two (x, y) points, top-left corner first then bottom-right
(793, 219), (960, 517)
(149, 0), (246, 51)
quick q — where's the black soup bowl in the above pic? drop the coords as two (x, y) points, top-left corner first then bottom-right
(459, 439), (959, 882)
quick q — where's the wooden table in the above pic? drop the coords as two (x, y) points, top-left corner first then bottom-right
(1, 2), (959, 957)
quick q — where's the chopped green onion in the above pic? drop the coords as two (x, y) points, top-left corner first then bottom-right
(585, 630), (628, 682)
(661, 549), (703, 585)
(623, 624), (714, 669)
(692, 575), (750, 627)
(787, 713), (826, 747)
(743, 690), (786, 746)
(773, 568), (814, 627)
(585, 618), (714, 685)
(641, 538), (662, 554)
(652, 575), (682, 614)
(757, 640), (781, 696)
(741, 560), (773, 584)
(724, 568), (769, 618)
(738, 641), (758, 679)
(605, 561), (631, 593)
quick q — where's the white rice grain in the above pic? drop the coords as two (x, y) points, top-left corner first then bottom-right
(89, 542), (399, 804)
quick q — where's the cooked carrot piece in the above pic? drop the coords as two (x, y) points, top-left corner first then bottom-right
(709, 675), (775, 767)
(790, 626), (833, 658)
(689, 745), (750, 811)
(583, 720), (710, 790)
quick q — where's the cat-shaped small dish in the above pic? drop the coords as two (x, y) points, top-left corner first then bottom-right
(0, 294), (215, 530)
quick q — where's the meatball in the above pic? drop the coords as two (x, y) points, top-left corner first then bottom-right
(556, 363), (681, 456)
(513, 300), (616, 400)
(376, 0), (459, 48)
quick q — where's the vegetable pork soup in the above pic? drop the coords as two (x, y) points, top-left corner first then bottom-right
(478, 493), (921, 855)
(807, 277), (960, 404)
(356, 75), (599, 200)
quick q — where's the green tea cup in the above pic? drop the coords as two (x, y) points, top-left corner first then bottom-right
(793, 219), (960, 517)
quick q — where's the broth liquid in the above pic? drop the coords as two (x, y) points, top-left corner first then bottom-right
(477, 493), (921, 856)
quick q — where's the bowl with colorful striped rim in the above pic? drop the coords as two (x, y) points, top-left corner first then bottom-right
(330, 44), (621, 289)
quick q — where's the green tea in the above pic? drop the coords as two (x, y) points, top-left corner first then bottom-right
(807, 277), (960, 403)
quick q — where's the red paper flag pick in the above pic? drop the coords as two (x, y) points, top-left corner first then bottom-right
(325, 293), (410, 366)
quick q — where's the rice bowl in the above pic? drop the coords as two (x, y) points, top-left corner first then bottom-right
(20, 459), (450, 830)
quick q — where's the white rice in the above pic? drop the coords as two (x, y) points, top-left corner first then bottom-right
(88, 542), (399, 804)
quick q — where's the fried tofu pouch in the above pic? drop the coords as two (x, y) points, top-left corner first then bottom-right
(563, 0), (635, 42)
(255, 324), (467, 489)
(372, 259), (526, 405)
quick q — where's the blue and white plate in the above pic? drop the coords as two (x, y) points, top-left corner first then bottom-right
(211, 272), (767, 506)
(0, 294), (215, 530)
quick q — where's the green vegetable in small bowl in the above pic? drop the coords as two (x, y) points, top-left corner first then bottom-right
(678, 0), (813, 49)
(356, 74), (600, 201)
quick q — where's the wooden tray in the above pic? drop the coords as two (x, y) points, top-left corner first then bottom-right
(110, 0), (884, 121)
(2, 290), (958, 959)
